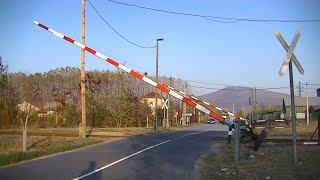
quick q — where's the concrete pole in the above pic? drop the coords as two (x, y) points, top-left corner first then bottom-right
(233, 102), (235, 116)
(154, 39), (163, 130)
(80, 0), (86, 139)
(255, 87), (257, 120)
(183, 83), (187, 125)
(251, 89), (254, 122)
(147, 116), (149, 128)
(299, 82), (302, 97)
(167, 77), (172, 127)
(21, 115), (29, 152)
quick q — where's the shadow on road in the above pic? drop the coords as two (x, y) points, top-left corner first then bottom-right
(78, 161), (101, 180)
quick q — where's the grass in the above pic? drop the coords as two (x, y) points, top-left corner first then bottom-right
(0, 135), (103, 167)
(254, 123), (318, 139)
(200, 144), (320, 179)
(0, 124), (200, 137)
(199, 124), (320, 179)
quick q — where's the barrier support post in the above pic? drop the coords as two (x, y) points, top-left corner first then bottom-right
(228, 126), (232, 144)
(234, 122), (240, 162)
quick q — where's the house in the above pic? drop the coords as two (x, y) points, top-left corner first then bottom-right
(17, 101), (58, 117)
(283, 96), (320, 120)
(17, 101), (41, 112)
(140, 92), (164, 115)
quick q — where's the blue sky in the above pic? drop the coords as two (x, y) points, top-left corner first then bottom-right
(1, 0), (319, 96)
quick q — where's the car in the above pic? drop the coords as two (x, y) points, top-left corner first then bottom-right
(208, 119), (215, 124)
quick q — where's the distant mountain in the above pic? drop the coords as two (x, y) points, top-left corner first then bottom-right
(200, 86), (290, 111)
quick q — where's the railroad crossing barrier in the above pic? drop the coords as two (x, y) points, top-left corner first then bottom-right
(166, 85), (248, 123)
(165, 85), (249, 145)
(33, 21), (235, 126)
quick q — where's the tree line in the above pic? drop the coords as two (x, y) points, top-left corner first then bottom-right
(0, 57), (187, 129)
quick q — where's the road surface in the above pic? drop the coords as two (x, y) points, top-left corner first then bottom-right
(0, 124), (228, 180)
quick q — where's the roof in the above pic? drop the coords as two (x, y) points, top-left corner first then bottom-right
(283, 96), (320, 107)
(142, 92), (164, 99)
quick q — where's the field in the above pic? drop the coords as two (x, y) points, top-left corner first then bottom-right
(199, 124), (320, 179)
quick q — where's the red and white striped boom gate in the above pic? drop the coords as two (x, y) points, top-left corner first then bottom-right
(165, 85), (248, 123)
(33, 21), (235, 127)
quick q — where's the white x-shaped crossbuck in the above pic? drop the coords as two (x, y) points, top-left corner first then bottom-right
(275, 31), (304, 76)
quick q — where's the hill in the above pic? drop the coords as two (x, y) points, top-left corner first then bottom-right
(200, 86), (290, 111)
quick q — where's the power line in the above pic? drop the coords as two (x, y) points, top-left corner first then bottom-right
(87, 0), (156, 49)
(185, 79), (232, 87)
(107, 0), (320, 23)
(188, 84), (291, 91)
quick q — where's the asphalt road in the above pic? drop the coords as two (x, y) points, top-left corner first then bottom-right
(0, 124), (228, 180)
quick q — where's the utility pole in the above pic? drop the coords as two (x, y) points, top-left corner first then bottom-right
(232, 101), (235, 121)
(299, 82), (302, 97)
(233, 102), (235, 114)
(251, 89), (254, 122)
(183, 83), (187, 125)
(306, 83), (309, 125)
(168, 77), (172, 127)
(154, 38), (163, 130)
(80, 0), (86, 139)
(254, 87), (257, 120)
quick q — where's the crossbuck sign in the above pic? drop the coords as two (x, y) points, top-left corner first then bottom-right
(275, 31), (304, 75)
(161, 99), (168, 109)
(275, 30), (304, 168)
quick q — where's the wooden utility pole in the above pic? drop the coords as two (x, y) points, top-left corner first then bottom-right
(80, 0), (86, 139)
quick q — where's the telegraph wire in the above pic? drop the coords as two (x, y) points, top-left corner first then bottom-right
(107, 0), (320, 23)
(188, 84), (292, 91)
(106, 0), (237, 23)
(87, 0), (156, 49)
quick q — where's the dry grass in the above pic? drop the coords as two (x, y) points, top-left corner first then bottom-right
(0, 135), (105, 155)
(0, 135), (103, 166)
(199, 144), (320, 179)
(199, 123), (320, 179)
(254, 123), (318, 139)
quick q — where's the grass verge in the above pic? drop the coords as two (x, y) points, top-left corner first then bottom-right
(0, 135), (103, 167)
(199, 143), (320, 179)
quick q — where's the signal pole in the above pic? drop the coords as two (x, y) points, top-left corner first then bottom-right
(80, 0), (86, 139)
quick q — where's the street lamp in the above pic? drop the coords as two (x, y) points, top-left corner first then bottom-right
(154, 38), (164, 130)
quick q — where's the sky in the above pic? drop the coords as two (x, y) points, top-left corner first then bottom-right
(1, 0), (320, 96)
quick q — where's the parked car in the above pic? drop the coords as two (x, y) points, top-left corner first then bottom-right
(208, 119), (215, 124)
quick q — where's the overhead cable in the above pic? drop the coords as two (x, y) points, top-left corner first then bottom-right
(107, 0), (320, 23)
(87, 0), (156, 49)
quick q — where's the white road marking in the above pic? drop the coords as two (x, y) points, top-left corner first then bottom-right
(180, 129), (210, 138)
(73, 130), (211, 180)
